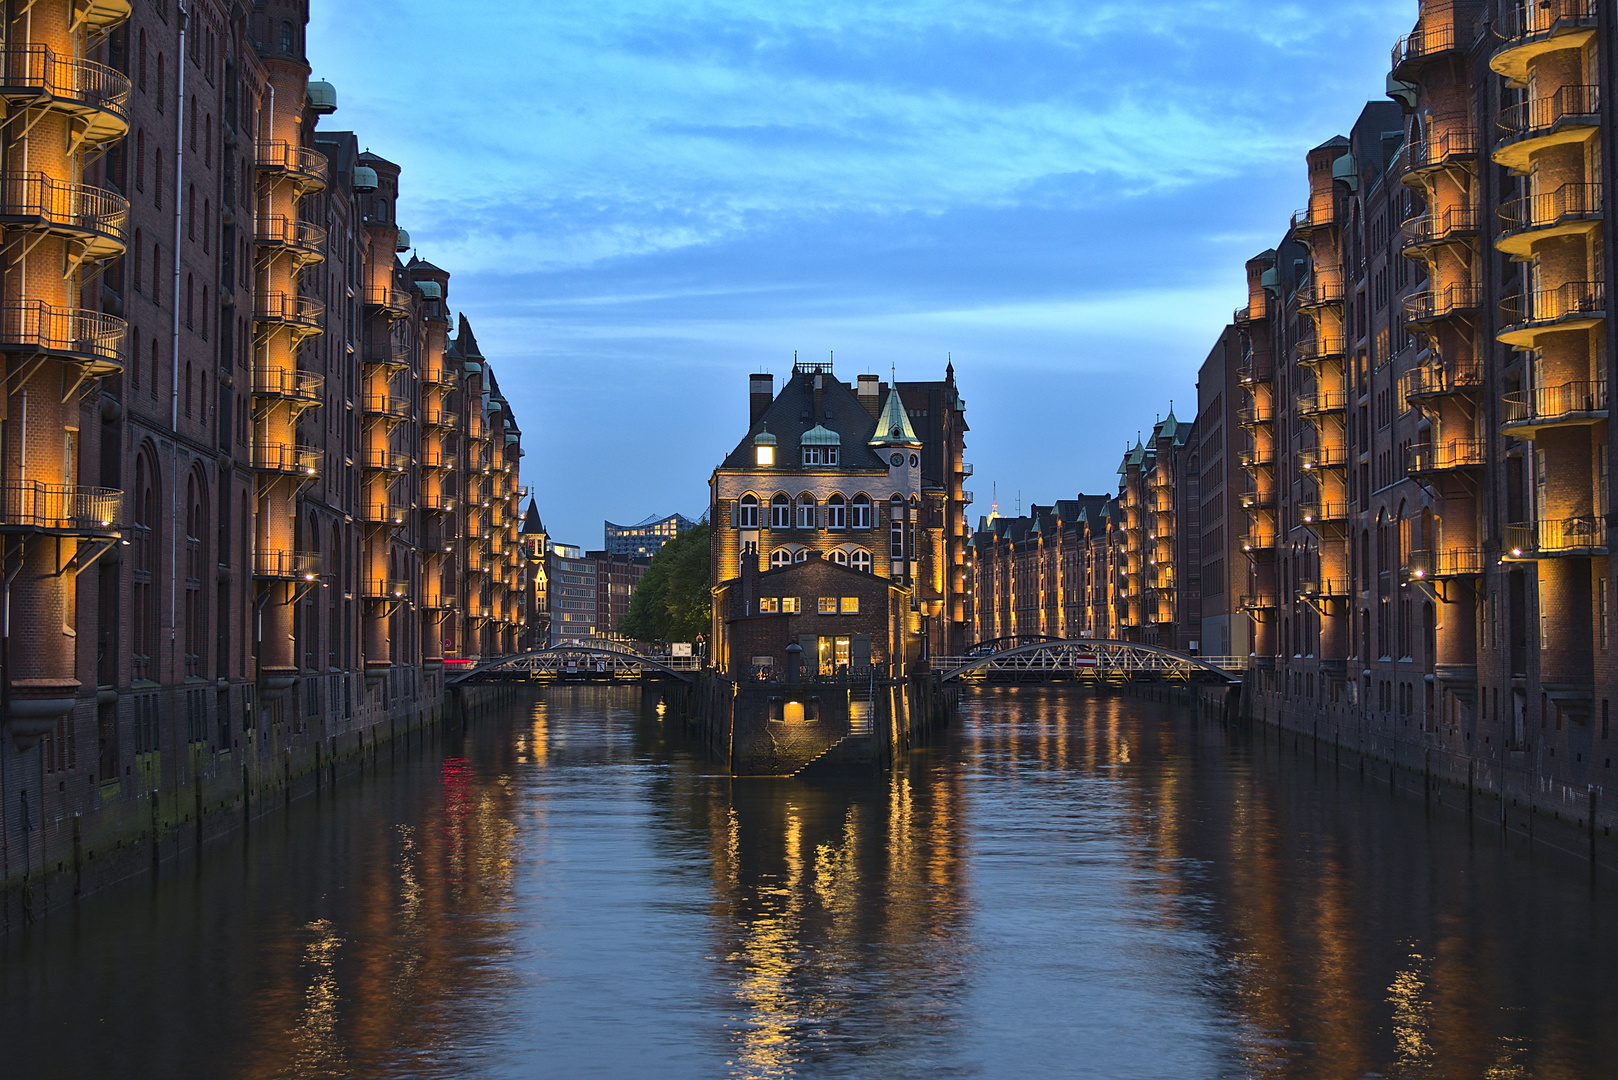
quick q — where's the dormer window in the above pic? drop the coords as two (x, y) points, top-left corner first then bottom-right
(802, 446), (839, 466)
(754, 426), (777, 467)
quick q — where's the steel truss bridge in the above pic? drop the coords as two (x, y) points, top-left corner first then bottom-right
(934, 639), (1244, 685)
(447, 644), (698, 685)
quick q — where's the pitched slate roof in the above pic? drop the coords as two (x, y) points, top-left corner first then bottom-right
(521, 499), (546, 535)
(719, 369), (890, 472)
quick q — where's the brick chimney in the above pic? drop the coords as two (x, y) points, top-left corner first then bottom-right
(858, 374), (880, 417)
(750, 373), (773, 426)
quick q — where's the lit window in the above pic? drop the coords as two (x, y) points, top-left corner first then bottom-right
(770, 548), (792, 568)
(739, 494), (759, 528)
(840, 597), (859, 614)
(819, 597), (838, 614)
(756, 443), (774, 466)
(851, 494), (872, 529)
(827, 494), (846, 530)
(781, 597), (802, 613)
(851, 550), (872, 573)
(770, 494), (790, 528)
(759, 597), (779, 613)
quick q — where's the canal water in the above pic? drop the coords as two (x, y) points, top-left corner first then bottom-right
(2, 687), (1616, 1079)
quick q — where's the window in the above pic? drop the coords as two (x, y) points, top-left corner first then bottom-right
(851, 494), (872, 529)
(803, 445), (840, 465)
(758, 597), (779, 613)
(827, 494), (846, 530)
(829, 549), (848, 565)
(780, 597), (802, 613)
(819, 597), (838, 614)
(852, 549), (872, 573)
(770, 494), (790, 529)
(795, 494), (816, 529)
(840, 597), (859, 614)
(157, 54), (165, 109)
(794, 549), (809, 563)
(770, 548), (792, 568)
(890, 499), (905, 559)
(739, 494), (759, 528)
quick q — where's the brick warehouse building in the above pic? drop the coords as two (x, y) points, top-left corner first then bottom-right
(0, 0), (529, 909)
(974, 0), (1618, 828)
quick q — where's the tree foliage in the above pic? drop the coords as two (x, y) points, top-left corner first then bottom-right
(620, 525), (710, 644)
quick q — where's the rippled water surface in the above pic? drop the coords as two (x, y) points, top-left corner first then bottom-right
(3, 687), (1617, 1079)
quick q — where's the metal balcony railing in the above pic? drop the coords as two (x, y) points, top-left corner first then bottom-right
(360, 449), (410, 472)
(0, 300), (126, 373)
(1238, 594), (1277, 611)
(1238, 445), (1275, 468)
(363, 286), (411, 316)
(1402, 125), (1479, 173)
(1298, 445), (1348, 470)
(0, 172), (128, 256)
(1296, 280), (1346, 309)
(362, 579), (410, 600)
(253, 443), (321, 476)
(1402, 357), (1483, 400)
(1499, 182), (1602, 240)
(1494, 0), (1598, 45)
(0, 481), (120, 533)
(255, 292), (325, 332)
(1501, 281), (1606, 334)
(1297, 579), (1350, 599)
(1290, 203), (1336, 232)
(1404, 548), (1486, 580)
(1392, 20), (1470, 71)
(253, 550), (323, 580)
(959, 461), (974, 476)
(1403, 283), (1484, 323)
(361, 393), (412, 421)
(1498, 84), (1601, 142)
(1400, 205), (1482, 250)
(421, 407), (459, 429)
(419, 452), (453, 471)
(252, 368), (323, 402)
(1239, 490), (1273, 511)
(359, 502), (408, 526)
(1296, 388), (1348, 416)
(1298, 500), (1349, 526)
(1293, 335), (1346, 366)
(421, 493), (456, 513)
(1501, 380), (1608, 427)
(424, 366), (457, 387)
(1407, 439), (1488, 473)
(1505, 518), (1606, 558)
(255, 214), (328, 262)
(364, 343), (411, 368)
(0, 45), (130, 142)
(1239, 528), (1276, 552)
(257, 140), (328, 189)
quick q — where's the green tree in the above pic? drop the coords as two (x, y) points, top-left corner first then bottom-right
(620, 524), (710, 644)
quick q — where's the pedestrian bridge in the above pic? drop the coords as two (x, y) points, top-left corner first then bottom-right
(933, 639), (1244, 685)
(447, 644), (699, 685)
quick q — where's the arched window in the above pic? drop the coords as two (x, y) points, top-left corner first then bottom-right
(829, 548), (849, 565)
(827, 494), (846, 530)
(795, 493), (816, 529)
(738, 494), (759, 529)
(793, 548), (809, 563)
(187, 183), (195, 237)
(770, 493), (790, 529)
(851, 549), (872, 574)
(132, 449), (160, 682)
(280, 21), (294, 54)
(186, 273), (194, 328)
(138, 30), (147, 92)
(149, 338), (158, 397)
(851, 494), (872, 530)
(152, 243), (162, 302)
(132, 228), (143, 291)
(154, 149), (163, 208)
(156, 54), (165, 109)
(890, 496), (906, 559)
(770, 548), (792, 568)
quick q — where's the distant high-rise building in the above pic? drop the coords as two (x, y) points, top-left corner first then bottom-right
(604, 513), (697, 558)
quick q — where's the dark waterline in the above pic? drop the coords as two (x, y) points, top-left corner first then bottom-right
(2, 687), (1615, 1079)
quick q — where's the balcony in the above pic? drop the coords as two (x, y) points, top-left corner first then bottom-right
(419, 451), (454, 471)
(359, 502), (408, 527)
(0, 300), (125, 376)
(1498, 281), (1605, 347)
(0, 45), (130, 147)
(1495, 85), (1602, 172)
(362, 579), (410, 601)
(1500, 379), (1607, 438)
(1233, 304), (1266, 326)
(1239, 527), (1276, 555)
(1392, 20), (1474, 79)
(255, 293), (325, 339)
(422, 407), (460, 429)
(256, 140), (328, 193)
(1238, 594), (1277, 612)
(252, 368), (323, 406)
(959, 461), (974, 477)
(0, 172), (128, 262)
(0, 481), (120, 535)
(360, 449), (410, 473)
(1490, 0), (1600, 85)
(1298, 500), (1349, 531)
(1504, 517), (1606, 559)
(421, 493), (457, 513)
(1404, 548), (1486, 581)
(1400, 126), (1480, 182)
(422, 593), (454, 611)
(1496, 182), (1602, 257)
(363, 286), (411, 319)
(362, 392), (412, 423)
(1238, 445), (1275, 469)
(424, 366), (458, 387)
(1238, 354), (1272, 384)
(1296, 280), (1345, 311)
(1239, 489), (1273, 512)
(1407, 439), (1488, 477)
(252, 443), (321, 478)
(1401, 357), (1483, 402)
(1296, 388), (1348, 418)
(1237, 402), (1273, 427)
(1297, 579), (1350, 601)
(1298, 445), (1348, 471)
(253, 550), (322, 581)
(364, 343), (411, 369)
(71, 0), (133, 35)
(1293, 335), (1346, 368)
(1400, 205), (1482, 256)
(1403, 283), (1483, 328)
(255, 214), (328, 266)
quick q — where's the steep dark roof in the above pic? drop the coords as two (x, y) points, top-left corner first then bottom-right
(521, 499), (546, 535)
(719, 369), (889, 472)
(456, 314), (484, 360)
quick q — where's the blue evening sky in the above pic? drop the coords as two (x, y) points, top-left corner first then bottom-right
(308, 0), (1412, 549)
